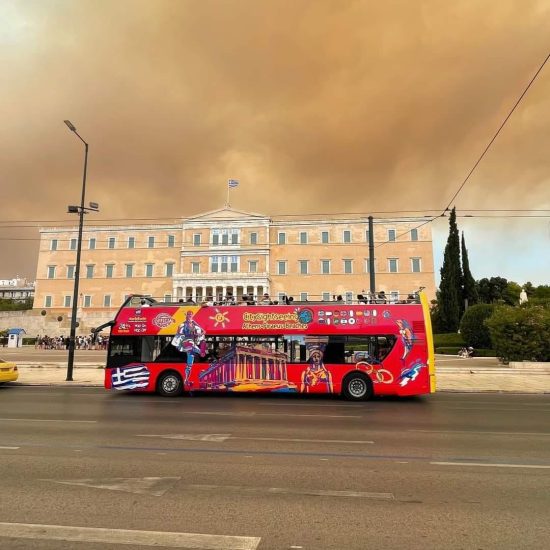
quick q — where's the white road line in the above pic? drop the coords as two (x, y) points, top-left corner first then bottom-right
(137, 434), (374, 444)
(188, 484), (394, 500)
(0, 446), (20, 450)
(410, 429), (550, 437)
(430, 462), (550, 470)
(443, 407), (550, 412)
(0, 522), (260, 549)
(184, 411), (361, 419)
(43, 476), (182, 496)
(0, 418), (96, 423)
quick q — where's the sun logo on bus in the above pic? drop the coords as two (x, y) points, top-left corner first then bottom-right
(209, 308), (230, 328)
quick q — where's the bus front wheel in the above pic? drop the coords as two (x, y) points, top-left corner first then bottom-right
(157, 371), (183, 397)
(342, 373), (373, 401)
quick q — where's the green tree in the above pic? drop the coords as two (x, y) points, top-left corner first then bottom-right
(486, 306), (550, 362)
(502, 281), (522, 305)
(476, 276), (509, 303)
(0, 298), (33, 311)
(459, 304), (495, 348)
(437, 207), (463, 332)
(461, 232), (478, 308)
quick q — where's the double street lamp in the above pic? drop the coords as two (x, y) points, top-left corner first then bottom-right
(64, 120), (98, 381)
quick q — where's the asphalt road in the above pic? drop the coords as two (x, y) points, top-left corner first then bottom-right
(0, 388), (548, 549)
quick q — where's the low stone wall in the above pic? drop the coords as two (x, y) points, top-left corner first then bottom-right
(0, 309), (112, 337)
(509, 361), (550, 369)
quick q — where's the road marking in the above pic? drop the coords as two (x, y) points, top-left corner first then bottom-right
(43, 477), (181, 496)
(0, 446), (20, 450)
(0, 418), (96, 424)
(137, 434), (374, 444)
(443, 407), (550, 412)
(430, 462), (550, 470)
(188, 484), (394, 500)
(139, 434), (232, 442)
(0, 522), (261, 549)
(184, 411), (361, 418)
(410, 429), (550, 437)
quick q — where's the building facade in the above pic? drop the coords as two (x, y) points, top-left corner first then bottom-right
(33, 207), (435, 329)
(0, 278), (35, 302)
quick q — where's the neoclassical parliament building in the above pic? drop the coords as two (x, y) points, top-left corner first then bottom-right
(33, 207), (436, 327)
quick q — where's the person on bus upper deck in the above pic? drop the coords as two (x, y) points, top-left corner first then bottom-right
(336, 295), (343, 303)
(377, 291), (387, 304)
(261, 293), (271, 305)
(240, 294), (249, 306)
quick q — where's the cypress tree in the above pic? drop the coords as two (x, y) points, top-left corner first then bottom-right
(437, 207), (462, 332)
(461, 232), (478, 308)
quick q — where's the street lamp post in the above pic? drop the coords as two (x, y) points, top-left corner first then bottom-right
(64, 120), (91, 381)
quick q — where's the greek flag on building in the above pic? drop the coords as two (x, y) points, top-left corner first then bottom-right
(111, 365), (150, 390)
(228, 179), (239, 188)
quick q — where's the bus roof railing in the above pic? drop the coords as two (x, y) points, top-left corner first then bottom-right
(122, 290), (424, 308)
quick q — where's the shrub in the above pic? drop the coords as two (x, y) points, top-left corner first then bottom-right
(459, 304), (495, 348)
(434, 333), (465, 348)
(486, 306), (550, 362)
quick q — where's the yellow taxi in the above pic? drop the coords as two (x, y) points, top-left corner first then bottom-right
(0, 359), (18, 383)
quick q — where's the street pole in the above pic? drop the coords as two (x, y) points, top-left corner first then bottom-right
(368, 215), (375, 293)
(64, 121), (89, 382)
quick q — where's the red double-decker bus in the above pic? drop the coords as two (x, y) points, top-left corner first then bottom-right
(98, 292), (435, 401)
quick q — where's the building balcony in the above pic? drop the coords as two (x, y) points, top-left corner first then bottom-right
(173, 272), (270, 281)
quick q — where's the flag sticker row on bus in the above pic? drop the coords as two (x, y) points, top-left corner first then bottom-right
(111, 365), (150, 390)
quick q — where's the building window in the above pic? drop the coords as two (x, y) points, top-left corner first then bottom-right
(345, 291), (353, 304)
(50, 239), (58, 251)
(67, 265), (75, 279)
(411, 258), (421, 273)
(125, 264), (134, 278)
(277, 261), (287, 275)
(321, 231), (329, 244)
(388, 258), (399, 273)
(108, 237), (116, 249)
(390, 290), (400, 303)
(278, 292), (286, 303)
(299, 292), (308, 302)
(193, 234), (201, 246)
(89, 238), (96, 250)
(105, 264), (114, 278)
(212, 231), (219, 245)
(191, 262), (200, 274)
(128, 237), (135, 249)
(299, 231), (308, 244)
(211, 256), (218, 273)
(343, 259), (353, 274)
(231, 231), (238, 245)
(164, 294), (172, 302)
(230, 256), (238, 272)
(148, 236), (155, 248)
(165, 263), (174, 276)
(278, 232), (286, 245)
(44, 295), (52, 308)
(64, 295), (71, 308)
(365, 229), (370, 243)
(322, 292), (331, 302)
(168, 235), (175, 247)
(145, 263), (154, 277)
(70, 238), (77, 250)
(103, 295), (112, 307)
(222, 232), (229, 245)
(250, 232), (258, 245)
(321, 260), (331, 274)
(83, 295), (92, 308)
(299, 260), (309, 275)
(47, 266), (56, 279)
(365, 259), (370, 274)
(411, 228), (418, 241)
(388, 229), (396, 242)
(343, 230), (351, 243)
(86, 265), (94, 278)
(248, 260), (258, 273)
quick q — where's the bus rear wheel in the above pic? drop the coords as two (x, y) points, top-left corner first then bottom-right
(157, 371), (183, 397)
(342, 373), (373, 401)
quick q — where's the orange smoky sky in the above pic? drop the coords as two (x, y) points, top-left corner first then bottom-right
(0, 0), (549, 282)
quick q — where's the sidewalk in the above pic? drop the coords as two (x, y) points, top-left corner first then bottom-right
(11, 364), (550, 393)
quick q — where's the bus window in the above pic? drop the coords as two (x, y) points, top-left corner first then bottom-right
(324, 336), (345, 364)
(345, 335), (397, 363)
(107, 336), (142, 368)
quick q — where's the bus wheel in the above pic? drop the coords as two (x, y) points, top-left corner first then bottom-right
(342, 373), (373, 401)
(157, 371), (183, 397)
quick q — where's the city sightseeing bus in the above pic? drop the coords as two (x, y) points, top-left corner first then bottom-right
(97, 292), (435, 401)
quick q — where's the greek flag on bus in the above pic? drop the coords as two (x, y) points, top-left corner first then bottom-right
(228, 179), (239, 188)
(111, 365), (150, 390)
